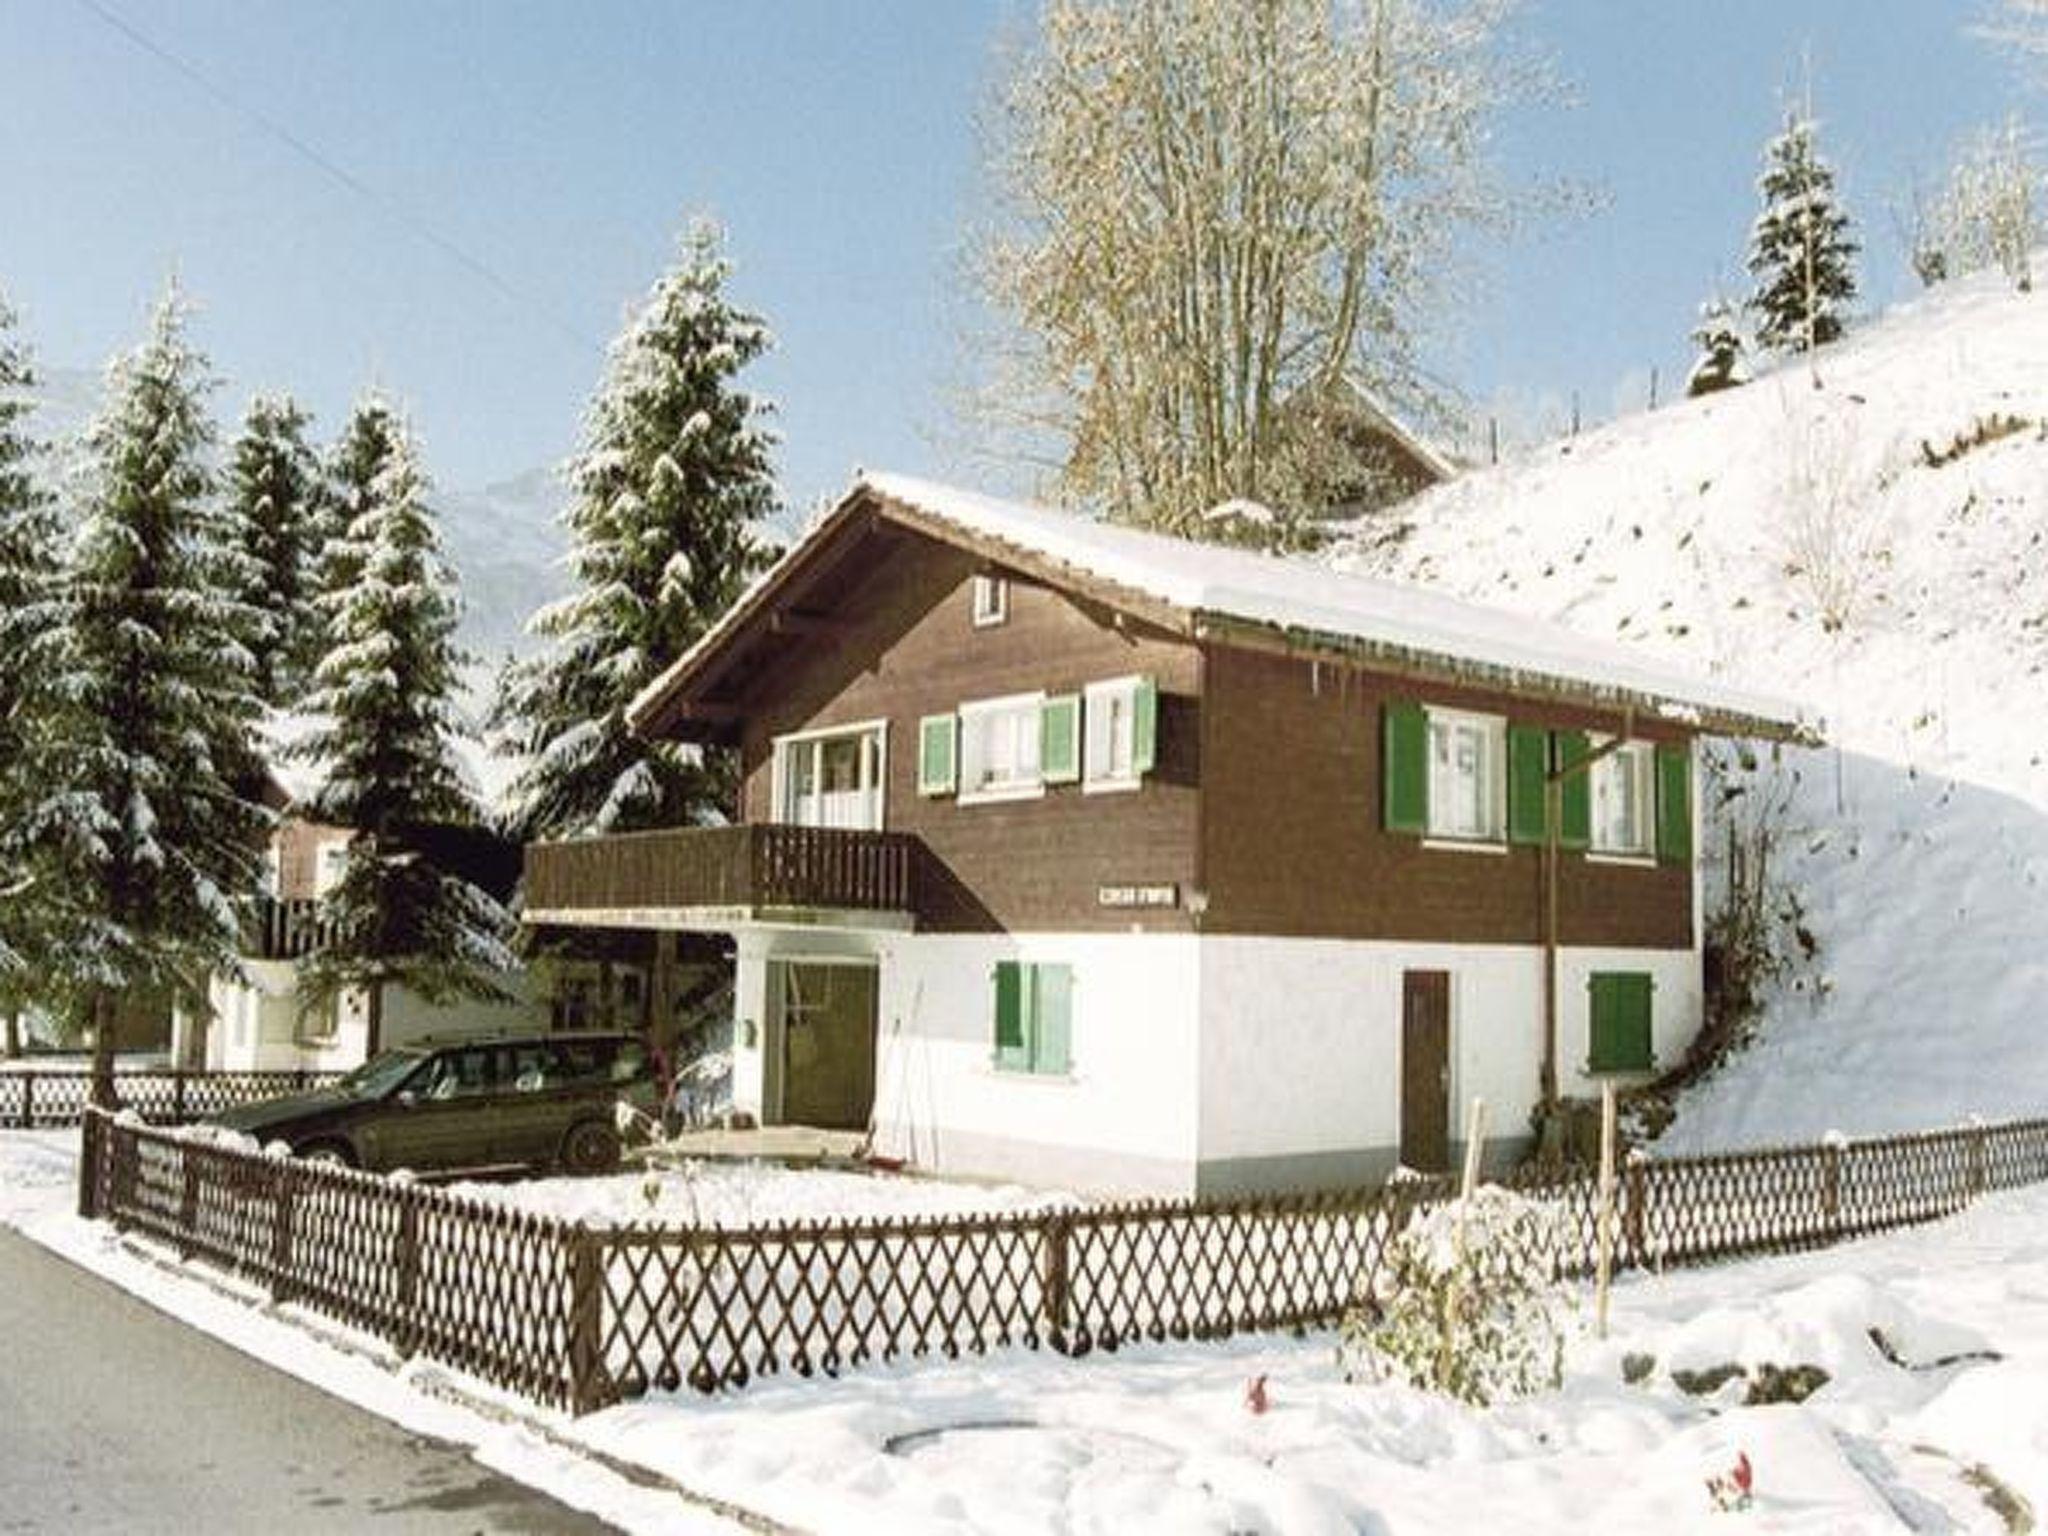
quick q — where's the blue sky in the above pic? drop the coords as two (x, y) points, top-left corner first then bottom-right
(0, 1), (2032, 512)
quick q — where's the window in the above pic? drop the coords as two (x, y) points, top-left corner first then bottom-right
(1425, 709), (1506, 842)
(1083, 676), (1155, 791)
(993, 961), (1073, 1076)
(971, 574), (1008, 627)
(314, 839), (349, 898)
(1589, 739), (1654, 857)
(772, 722), (886, 830)
(958, 692), (1045, 802)
(1588, 971), (1654, 1073)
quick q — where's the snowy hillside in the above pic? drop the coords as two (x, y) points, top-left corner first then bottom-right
(1335, 267), (2048, 1151)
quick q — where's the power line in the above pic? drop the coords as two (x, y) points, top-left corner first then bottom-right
(72, 0), (603, 358)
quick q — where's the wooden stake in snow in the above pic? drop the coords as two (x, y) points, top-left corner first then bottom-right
(1596, 1081), (1618, 1339)
(1460, 1097), (1488, 1202)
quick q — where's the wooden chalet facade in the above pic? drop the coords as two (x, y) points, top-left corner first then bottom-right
(524, 473), (1809, 1195)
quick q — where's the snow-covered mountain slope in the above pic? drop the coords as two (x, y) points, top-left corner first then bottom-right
(1334, 266), (2048, 1151)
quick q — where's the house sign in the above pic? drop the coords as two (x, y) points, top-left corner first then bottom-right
(1097, 882), (1179, 910)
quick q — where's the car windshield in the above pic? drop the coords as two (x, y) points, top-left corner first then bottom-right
(338, 1049), (429, 1100)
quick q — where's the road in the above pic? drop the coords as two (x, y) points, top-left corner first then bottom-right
(0, 1228), (620, 1534)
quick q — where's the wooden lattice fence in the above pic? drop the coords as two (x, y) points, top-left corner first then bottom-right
(2, 1068), (342, 1129)
(72, 1110), (2048, 1414)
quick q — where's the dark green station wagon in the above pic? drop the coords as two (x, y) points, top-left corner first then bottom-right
(211, 1030), (661, 1176)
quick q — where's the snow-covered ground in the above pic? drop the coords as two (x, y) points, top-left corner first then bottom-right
(8, 1127), (2046, 1534)
(441, 1159), (1072, 1228)
(1337, 264), (2048, 1151)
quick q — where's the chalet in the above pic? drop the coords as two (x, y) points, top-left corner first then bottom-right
(524, 473), (1812, 1196)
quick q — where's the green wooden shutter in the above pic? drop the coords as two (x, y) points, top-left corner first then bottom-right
(1383, 701), (1428, 835)
(1656, 744), (1693, 865)
(1130, 676), (1159, 775)
(1033, 964), (1073, 1074)
(1041, 695), (1081, 785)
(1555, 730), (1591, 850)
(1507, 725), (1547, 846)
(1589, 971), (1654, 1072)
(993, 961), (1028, 1069)
(918, 713), (957, 796)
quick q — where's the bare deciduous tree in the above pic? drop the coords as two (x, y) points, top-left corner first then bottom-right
(965, 0), (1559, 538)
(1907, 117), (2044, 292)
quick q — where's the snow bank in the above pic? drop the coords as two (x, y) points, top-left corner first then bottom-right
(1336, 263), (2048, 1151)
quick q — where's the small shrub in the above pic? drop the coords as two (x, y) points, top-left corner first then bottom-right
(1338, 1186), (1568, 1406)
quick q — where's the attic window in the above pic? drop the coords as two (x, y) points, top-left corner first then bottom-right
(971, 574), (1008, 628)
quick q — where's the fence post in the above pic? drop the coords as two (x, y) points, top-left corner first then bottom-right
(1623, 1155), (1648, 1269)
(395, 1192), (421, 1351)
(20, 1071), (33, 1130)
(172, 1069), (188, 1125)
(270, 1162), (298, 1304)
(178, 1149), (200, 1256)
(76, 1109), (101, 1219)
(566, 1225), (610, 1415)
(1040, 1211), (1073, 1355)
(1970, 1125), (1988, 1198)
(1820, 1142), (1842, 1239)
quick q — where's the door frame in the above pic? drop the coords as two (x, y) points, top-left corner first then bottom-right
(1398, 968), (1454, 1173)
(765, 955), (880, 1127)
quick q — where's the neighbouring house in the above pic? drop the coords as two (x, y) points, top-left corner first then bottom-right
(174, 784), (551, 1072)
(522, 473), (1812, 1196)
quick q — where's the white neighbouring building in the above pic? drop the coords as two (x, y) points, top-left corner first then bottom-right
(524, 474), (1812, 1196)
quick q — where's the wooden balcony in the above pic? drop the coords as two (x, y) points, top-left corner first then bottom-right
(244, 895), (339, 961)
(523, 823), (919, 930)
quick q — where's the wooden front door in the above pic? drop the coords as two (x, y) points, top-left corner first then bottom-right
(777, 963), (879, 1131)
(1400, 970), (1451, 1173)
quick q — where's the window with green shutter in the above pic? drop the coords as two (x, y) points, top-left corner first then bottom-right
(1383, 701), (1428, 834)
(1507, 724), (1548, 845)
(1588, 971), (1654, 1072)
(1655, 744), (1693, 864)
(1041, 694), (1081, 785)
(917, 713), (957, 796)
(991, 960), (1075, 1076)
(1554, 730), (1592, 850)
(1131, 676), (1158, 775)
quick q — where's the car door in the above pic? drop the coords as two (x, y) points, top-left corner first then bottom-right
(374, 1044), (502, 1172)
(496, 1040), (571, 1168)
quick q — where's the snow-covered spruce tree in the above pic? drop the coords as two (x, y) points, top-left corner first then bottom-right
(0, 292), (63, 1056)
(35, 287), (268, 1104)
(226, 394), (325, 701)
(493, 220), (776, 840)
(1685, 297), (1749, 398)
(295, 418), (512, 1053)
(316, 391), (399, 604)
(1747, 111), (1859, 356)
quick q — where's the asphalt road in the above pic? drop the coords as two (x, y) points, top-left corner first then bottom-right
(0, 1228), (620, 1534)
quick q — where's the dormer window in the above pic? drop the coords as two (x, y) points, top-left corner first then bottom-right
(971, 573), (1008, 628)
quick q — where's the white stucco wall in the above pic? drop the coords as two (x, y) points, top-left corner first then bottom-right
(198, 966), (545, 1072)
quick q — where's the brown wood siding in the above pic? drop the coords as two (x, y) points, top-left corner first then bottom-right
(733, 535), (1201, 934)
(1198, 644), (1694, 949)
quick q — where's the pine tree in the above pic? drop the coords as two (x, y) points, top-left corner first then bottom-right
(226, 394), (324, 701)
(493, 220), (777, 840)
(317, 392), (399, 602)
(1686, 297), (1750, 398)
(1747, 111), (1859, 356)
(0, 293), (62, 1055)
(295, 418), (511, 1054)
(32, 286), (268, 1103)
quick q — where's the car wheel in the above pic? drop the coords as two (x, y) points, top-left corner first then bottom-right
(560, 1118), (622, 1176)
(299, 1141), (354, 1169)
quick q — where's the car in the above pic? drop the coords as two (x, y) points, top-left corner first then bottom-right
(208, 1030), (662, 1176)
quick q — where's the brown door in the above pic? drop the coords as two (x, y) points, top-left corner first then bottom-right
(778, 963), (879, 1131)
(1400, 970), (1451, 1173)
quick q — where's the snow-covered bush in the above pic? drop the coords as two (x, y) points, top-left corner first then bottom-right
(1339, 1186), (1568, 1406)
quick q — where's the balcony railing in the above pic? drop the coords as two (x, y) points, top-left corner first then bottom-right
(244, 895), (339, 961)
(523, 823), (918, 923)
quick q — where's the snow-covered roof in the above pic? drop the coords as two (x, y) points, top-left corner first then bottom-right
(631, 471), (1813, 741)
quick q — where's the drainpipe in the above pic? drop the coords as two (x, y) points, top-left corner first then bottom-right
(1539, 707), (1636, 1113)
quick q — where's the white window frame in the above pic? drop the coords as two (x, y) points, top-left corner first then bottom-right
(957, 690), (1046, 805)
(770, 719), (889, 831)
(1082, 674), (1144, 794)
(970, 573), (1009, 628)
(1588, 736), (1655, 860)
(313, 838), (349, 899)
(1424, 706), (1507, 845)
